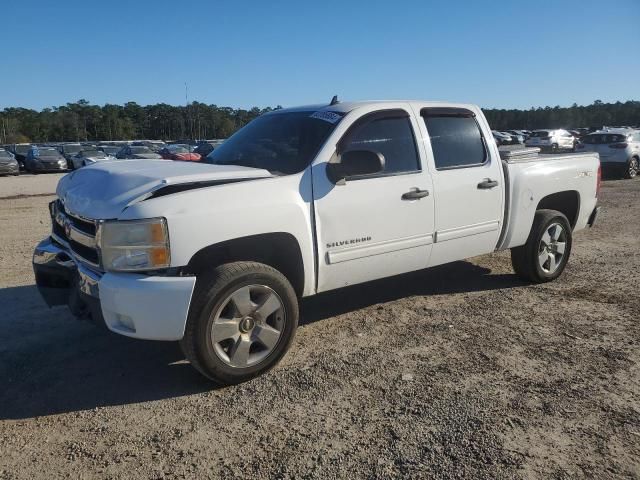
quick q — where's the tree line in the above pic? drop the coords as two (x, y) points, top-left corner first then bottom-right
(0, 100), (280, 144)
(1, 99), (638, 144)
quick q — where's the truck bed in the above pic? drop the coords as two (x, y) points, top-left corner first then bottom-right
(497, 146), (600, 251)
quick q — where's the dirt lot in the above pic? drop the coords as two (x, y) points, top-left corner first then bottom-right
(0, 173), (638, 479)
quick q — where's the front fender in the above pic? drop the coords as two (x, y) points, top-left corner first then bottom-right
(119, 171), (317, 296)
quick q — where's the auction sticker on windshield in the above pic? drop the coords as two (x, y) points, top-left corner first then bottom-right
(310, 111), (342, 124)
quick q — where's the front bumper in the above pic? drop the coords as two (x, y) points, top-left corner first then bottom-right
(33, 237), (196, 341)
(0, 162), (19, 174)
(30, 162), (68, 172)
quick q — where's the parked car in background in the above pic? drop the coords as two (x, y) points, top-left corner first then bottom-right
(132, 140), (166, 153)
(0, 148), (20, 176)
(58, 143), (84, 163)
(576, 129), (640, 179)
(193, 140), (224, 158)
(24, 146), (68, 172)
(492, 130), (512, 145)
(116, 145), (163, 159)
(567, 128), (589, 139)
(159, 144), (202, 161)
(525, 129), (576, 152)
(8, 143), (31, 170)
(98, 145), (121, 157)
(69, 149), (115, 169)
(505, 130), (525, 144)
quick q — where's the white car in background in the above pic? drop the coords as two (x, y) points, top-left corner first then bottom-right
(577, 129), (640, 179)
(526, 129), (576, 152)
(69, 148), (115, 169)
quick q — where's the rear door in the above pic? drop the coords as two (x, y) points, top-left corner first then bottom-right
(312, 106), (434, 292)
(416, 106), (504, 267)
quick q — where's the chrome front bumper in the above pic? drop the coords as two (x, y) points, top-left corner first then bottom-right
(33, 236), (101, 312)
(33, 236), (197, 341)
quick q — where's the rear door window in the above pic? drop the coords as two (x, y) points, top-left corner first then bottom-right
(421, 109), (487, 170)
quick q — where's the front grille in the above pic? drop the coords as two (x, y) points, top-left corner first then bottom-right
(51, 200), (101, 268)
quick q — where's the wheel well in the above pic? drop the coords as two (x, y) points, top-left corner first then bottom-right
(184, 233), (305, 297)
(536, 191), (580, 228)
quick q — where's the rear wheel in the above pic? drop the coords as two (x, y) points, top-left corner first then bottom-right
(180, 261), (298, 385)
(511, 209), (572, 283)
(625, 157), (639, 179)
(551, 143), (559, 153)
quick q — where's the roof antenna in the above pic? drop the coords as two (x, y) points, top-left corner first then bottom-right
(330, 95), (339, 106)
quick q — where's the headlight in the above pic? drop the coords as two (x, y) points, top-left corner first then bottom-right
(100, 218), (170, 272)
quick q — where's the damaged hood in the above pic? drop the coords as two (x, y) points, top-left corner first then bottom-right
(57, 159), (272, 219)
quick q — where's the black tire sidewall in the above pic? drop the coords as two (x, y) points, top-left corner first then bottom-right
(191, 267), (298, 383)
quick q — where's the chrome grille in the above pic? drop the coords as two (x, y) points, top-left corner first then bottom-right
(51, 200), (101, 268)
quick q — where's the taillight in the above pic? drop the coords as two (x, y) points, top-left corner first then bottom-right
(596, 163), (601, 198)
(609, 143), (628, 149)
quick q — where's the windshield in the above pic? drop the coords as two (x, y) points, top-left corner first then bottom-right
(130, 146), (153, 154)
(15, 145), (30, 154)
(205, 111), (343, 175)
(37, 148), (60, 157)
(80, 150), (106, 157)
(169, 145), (190, 153)
(63, 145), (82, 154)
(100, 146), (119, 154)
(0, 151), (13, 159)
(582, 134), (628, 144)
(530, 131), (550, 137)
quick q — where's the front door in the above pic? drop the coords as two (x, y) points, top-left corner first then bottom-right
(313, 106), (434, 292)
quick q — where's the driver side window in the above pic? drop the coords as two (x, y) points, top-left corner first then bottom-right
(342, 115), (420, 175)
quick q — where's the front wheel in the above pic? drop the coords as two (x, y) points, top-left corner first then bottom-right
(180, 262), (298, 385)
(511, 209), (573, 283)
(625, 157), (639, 179)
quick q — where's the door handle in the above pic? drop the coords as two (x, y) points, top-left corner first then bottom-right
(477, 178), (499, 189)
(402, 188), (429, 200)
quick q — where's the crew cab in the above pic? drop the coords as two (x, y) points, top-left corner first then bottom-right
(33, 100), (601, 385)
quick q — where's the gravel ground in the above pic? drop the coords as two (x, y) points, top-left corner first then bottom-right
(0, 174), (638, 479)
(0, 172), (65, 198)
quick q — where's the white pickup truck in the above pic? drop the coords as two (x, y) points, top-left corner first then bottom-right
(33, 100), (601, 384)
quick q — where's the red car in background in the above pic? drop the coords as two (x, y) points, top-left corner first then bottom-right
(159, 144), (202, 161)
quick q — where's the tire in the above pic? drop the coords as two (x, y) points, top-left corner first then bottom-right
(180, 261), (299, 385)
(551, 143), (559, 153)
(624, 157), (639, 179)
(511, 209), (572, 283)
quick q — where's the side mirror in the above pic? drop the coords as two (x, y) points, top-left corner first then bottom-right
(327, 150), (385, 184)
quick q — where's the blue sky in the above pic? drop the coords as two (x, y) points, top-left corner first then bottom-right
(1, 0), (638, 111)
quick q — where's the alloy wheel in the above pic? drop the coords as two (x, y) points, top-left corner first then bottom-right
(538, 223), (567, 274)
(210, 284), (285, 368)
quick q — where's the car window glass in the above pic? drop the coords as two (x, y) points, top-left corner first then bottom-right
(342, 116), (419, 174)
(422, 114), (487, 169)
